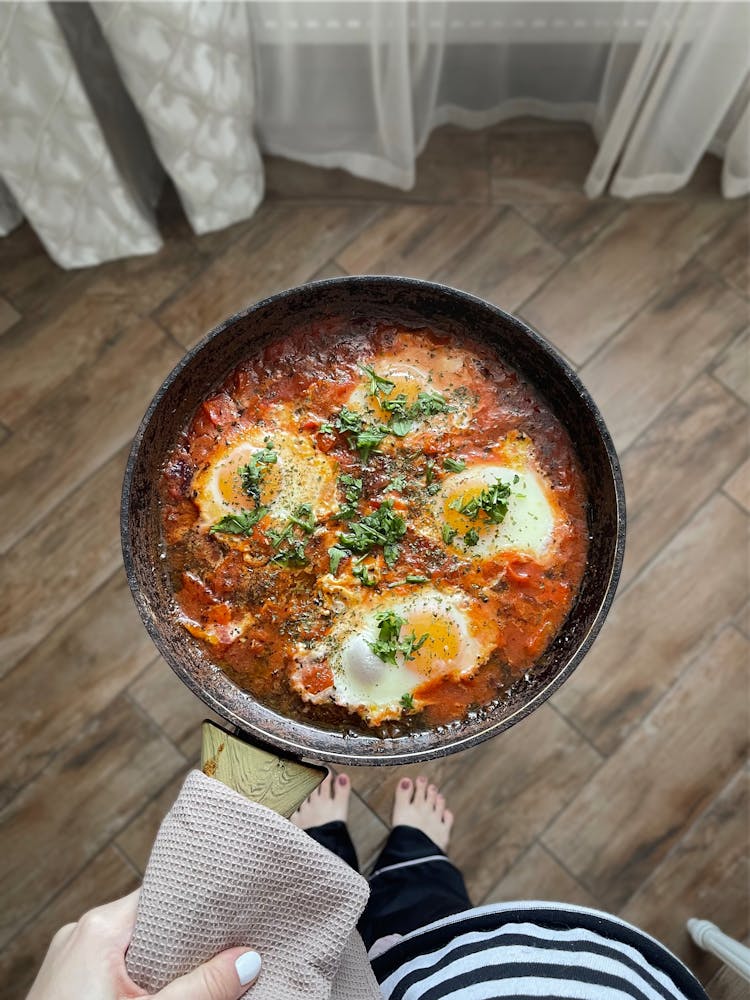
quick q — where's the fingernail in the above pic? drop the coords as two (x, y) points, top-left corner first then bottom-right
(337, 774), (348, 786)
(400, 778), (410, 788)
(235, 950), (261, 985)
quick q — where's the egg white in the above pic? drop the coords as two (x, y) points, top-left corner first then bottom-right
(292, 588), (492, 724)
(430, 463), (556, 561)
(192, 426), (338, 532)
(346, 353), (473, 434)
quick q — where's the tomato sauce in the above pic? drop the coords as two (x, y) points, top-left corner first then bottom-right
(160, 319), (588, 736)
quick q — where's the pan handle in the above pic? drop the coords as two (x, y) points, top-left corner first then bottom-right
(200, 720), (327, 816)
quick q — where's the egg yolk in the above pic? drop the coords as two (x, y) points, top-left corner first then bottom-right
(406, 612), (461, 675)
(216, 449), (282, 508)
(441, 485), (487, 537)
(368, 365), (428, 420)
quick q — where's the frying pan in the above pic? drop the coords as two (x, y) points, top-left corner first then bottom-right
(121, 276), (625, 767)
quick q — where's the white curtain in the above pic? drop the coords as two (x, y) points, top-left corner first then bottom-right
(0, 1), (747, 269)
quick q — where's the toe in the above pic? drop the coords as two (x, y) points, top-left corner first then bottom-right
(427, 784), (438, 808)
(415, 775), (429, 800)
(442, 809), (454, 833)
(436, 793), (445, 814)
(334, 773), (350, 801)
(395, 776), (413, 803)
(317, 773), (333, 798)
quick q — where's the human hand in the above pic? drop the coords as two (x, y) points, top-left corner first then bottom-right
(26, 889), (261, 1000)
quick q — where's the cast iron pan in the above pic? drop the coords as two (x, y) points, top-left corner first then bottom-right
(121, 276), (625, 765)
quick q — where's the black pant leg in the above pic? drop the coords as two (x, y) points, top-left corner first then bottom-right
(358, 825), (472, 950)
(304, 820), (359, 872)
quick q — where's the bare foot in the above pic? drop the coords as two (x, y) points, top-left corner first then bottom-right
(291, 772), (350, 829)
(392, 775), (454, 851)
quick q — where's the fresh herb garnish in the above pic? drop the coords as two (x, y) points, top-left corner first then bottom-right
(328, 545), (348, 575)
(355, 425), (389, 462)
(387, 475), (406, 492)
(424, 460), (441, 495)
(379, 393), (413, 437)
(360, 364), (396, 397)
(210, 508), (269, 535)
(337, 474), (363, 520)
(378, 389), (452, 437)
(386, 574), (429, 588)
(266, 504), (315, 567)
(368, 610), (428, 666)
(270, 538), (309, 568)
(443, 456), (466, 473)
(464, 528), (480, 547)
(289, 504), (315, 533)
(449, 476), (516, 524)
(267, 504), (315, 546)
(326, 407), (389, 463)
(337, 500), (406, 568)
(412, 390), (452, 418)
(237, 441), (278, 502)
(400, 692), (415, 711)
(442, 524), (458, 544)
(352, 563), (377, 587)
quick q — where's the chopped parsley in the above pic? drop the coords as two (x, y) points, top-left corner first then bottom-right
(378, 388), (452, 437)
(352, 562), (377, 587)
(412, 390), (452, 419)
(237, 440), (277, 502)
(442, 524), (458, 545)
(288, 503), (315, 534)
(449, 476), (518, 524)
(337, 474), (363, 520)
(400, 692), (415, 711)
(266, 504), (315, 568)
(360, 364), (395, 397)
(424, 457), (441, 494)
(325, 407), (388, 463)
(210, 507), (269, 535)
(443, 456), (466, 473)
(269, 538), (309, 568)
(387, 575), (428, 588)
(379, 393), (413, 437)
(337, 500), (406, 568)
(386, 475), (406, 492)
(355, 425), (389, 463)
(464, 528), (480, 547)
(368, 610), (428, 666)
(328, 545), (348, 575)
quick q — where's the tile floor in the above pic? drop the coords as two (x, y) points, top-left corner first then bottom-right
(0, 122), (747, 1000)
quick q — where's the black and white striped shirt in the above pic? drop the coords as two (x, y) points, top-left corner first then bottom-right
(371, 903), (708, 1000)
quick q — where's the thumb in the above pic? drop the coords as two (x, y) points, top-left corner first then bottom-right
(152, 947), (261, 999)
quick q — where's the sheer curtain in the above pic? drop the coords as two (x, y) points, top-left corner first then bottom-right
(0, 0), (747, 268)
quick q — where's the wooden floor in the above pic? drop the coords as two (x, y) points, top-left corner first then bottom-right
(0, 121), (748, 999)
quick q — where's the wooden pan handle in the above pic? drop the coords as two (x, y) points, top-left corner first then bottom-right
(200, 720), (327, 817)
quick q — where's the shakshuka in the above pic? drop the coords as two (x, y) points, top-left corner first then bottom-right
(160, 321), (588, 735)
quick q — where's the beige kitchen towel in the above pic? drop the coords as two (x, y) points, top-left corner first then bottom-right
(126, 769), (380, 1000)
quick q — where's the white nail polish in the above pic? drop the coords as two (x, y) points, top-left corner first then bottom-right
(235, 950), (262, 985)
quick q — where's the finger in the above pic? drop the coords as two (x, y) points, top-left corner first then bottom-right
(75, 889), (142, 948)
(153, 947), (261, 1000)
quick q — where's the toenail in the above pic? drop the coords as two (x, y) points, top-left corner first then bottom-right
(337, 774), (348, 786)
(400, 778), (411, 789)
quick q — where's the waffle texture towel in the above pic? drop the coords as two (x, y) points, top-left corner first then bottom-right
(126, 769), (380, 1000)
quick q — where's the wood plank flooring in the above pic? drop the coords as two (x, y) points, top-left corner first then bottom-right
(0, 122), (747, 999)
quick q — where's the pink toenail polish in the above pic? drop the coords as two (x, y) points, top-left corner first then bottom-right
(337, 774), (348, 785)
(400, 779), (410, 789)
